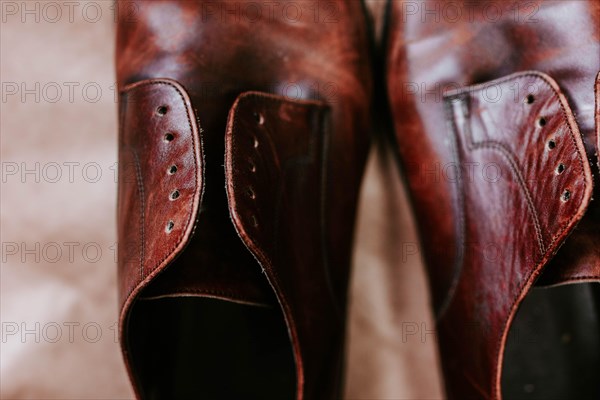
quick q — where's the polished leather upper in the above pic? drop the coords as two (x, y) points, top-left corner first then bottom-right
(442, 72), (593, 399)
(386, 1), (600, 398)
(118, 79), (204, 310)
(116, 1), (372, 399)
(225, 92), (342, 398)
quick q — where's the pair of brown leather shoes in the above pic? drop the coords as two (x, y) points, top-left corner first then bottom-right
(116, 1), (600, 399)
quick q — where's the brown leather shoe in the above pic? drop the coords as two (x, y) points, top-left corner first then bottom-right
(385, 1), (600, 399)
(115, 1), (372, 398)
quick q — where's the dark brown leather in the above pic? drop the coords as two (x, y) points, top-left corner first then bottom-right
(117, 78), (204, 314)
(116, 1), (372, 399)
(386, 1), (600, 399)
(225, 92), (340, 399)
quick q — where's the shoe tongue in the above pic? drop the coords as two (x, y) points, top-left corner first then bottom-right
(140, 246), (277, 307)
(140, 203), (277, 307)
(536, 206), (600, 286)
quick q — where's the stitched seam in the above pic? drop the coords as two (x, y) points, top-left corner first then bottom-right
(169, 289), (249, 297)
(131, 150), (145, 280)
(152, 287), (268, 301)
(545, 275), (600, 282)
(445, 73), (590, 255)
(118, 94), (145, 281)
(448, 72), (561, 98)
(447, 72), (588, 214)
(469, 139), (545, 255)
(450, 96), (544, 256)
(121, 80), (200, 302)
(436, 99), (467, 319)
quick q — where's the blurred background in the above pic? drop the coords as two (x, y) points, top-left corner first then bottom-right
(0, 1), (443, 398)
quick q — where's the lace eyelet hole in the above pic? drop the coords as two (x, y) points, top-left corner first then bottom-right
(538, 117), (547, 127)
(168, 165), (178, 175)
(164, 133), (175, 142)
(561, 190), (571, 202)
(157, 106), (168, 116)
(556, 163), (565, 175)
(170, 190), (180, 200)
(525, 94), (535, 104)
(547, 140), (556, 150)
(166, 220), (175, 233)
(253, 111), (264, 125)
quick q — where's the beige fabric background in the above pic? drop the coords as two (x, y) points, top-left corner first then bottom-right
(0, 1), (443, 398)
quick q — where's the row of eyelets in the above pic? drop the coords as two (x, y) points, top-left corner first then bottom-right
(246, 111), (264, 228)
(157, 105), (182, 232)
(525, 94), (570, 202)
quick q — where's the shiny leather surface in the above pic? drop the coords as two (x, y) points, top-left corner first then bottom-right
(116, 1), (372, 398)
(386, 1), (600, 398)
(118, 79), (204, 310)
(443, 72), (592, 399)
(225, 92), (340, 399)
